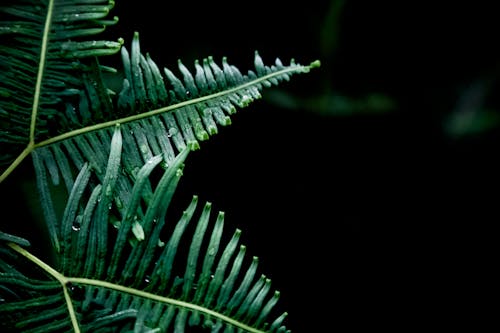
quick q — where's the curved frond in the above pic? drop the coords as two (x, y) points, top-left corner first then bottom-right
(111, 31), (318, 151)
(1, 22), (319, 183)
(0, 126), (291, 333)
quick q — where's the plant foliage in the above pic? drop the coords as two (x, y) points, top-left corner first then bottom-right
(0, 0), (319, 332)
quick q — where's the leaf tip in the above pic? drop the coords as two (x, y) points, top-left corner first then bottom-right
(309, 60), (321, 69)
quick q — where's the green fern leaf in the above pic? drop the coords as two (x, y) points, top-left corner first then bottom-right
(0, 0), (122, 177)
(13, 31), (318, 185)
(1, 16), (318, 184)
(1, 126), (291, 333)
(0, 1), (320, 332)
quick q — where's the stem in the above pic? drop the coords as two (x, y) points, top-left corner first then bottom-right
(8, 243), (81, 333)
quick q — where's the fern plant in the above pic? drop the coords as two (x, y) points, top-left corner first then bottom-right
(0, 1), (319, 332)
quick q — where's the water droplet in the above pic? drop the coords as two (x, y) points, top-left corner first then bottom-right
(67, 282), (84, 300)
(72, 216), (82, 231)
(72, 221), (81, 232)
(168, 128), (177, 137)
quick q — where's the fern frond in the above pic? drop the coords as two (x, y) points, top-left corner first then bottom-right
(1, 126), (290, 333)
(0, 0), (121, 180)
(1, 21), (319, 184)
(8, 29), (317, 250)
(1, 2), (321, 331)
(113, 31), (316, 150)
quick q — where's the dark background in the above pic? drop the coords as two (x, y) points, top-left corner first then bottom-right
(106, 1), (498, 332)
(6, 1), (498, 332)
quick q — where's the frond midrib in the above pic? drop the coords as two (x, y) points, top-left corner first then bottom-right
(0, 1), (54, 184)
(0, 61), (313, 184)
(70, 277), (265, 333)
(30, 0), (55, 144)
(7, 243), (268, 333)
(34, 63), (314, 148)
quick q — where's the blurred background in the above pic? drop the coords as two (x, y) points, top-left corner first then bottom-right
(106, 1), (498, 331)
(6, 1), (498, 331)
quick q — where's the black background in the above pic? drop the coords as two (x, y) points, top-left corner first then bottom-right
(102, 1), (499, 331)
(7, 1), (500, 332)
